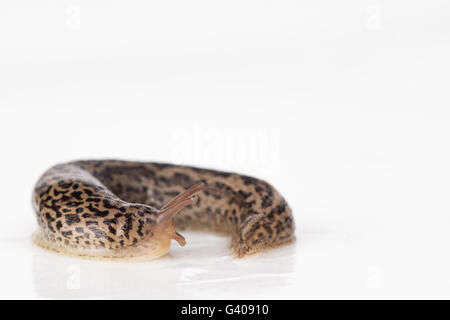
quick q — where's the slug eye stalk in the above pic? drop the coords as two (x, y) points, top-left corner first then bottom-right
(160, 182), (205, 211)
(156, 182), (205, 246)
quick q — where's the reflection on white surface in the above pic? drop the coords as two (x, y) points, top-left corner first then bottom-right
(31, 231), (297, 299)
(3, 219), (450, 299)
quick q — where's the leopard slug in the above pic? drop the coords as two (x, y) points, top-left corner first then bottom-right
(32, 160), (295, 260)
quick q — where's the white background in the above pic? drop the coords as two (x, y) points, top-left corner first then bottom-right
(1, 0), (450, 299)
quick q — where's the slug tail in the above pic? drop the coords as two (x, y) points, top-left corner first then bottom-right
(232, 203), (296, 258)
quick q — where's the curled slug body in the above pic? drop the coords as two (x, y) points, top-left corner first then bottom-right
(32, 160), (295, 260)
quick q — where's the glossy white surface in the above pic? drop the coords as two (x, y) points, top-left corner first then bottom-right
(1, 0), (450, 299)
(3, 232), (297, 299)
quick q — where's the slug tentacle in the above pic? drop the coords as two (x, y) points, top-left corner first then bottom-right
(157, 195), (199, 225)
(155, 186), (203, 247)
(160, 182), (205, 211)
(171, 231), (187, 247)
(32, 160), (295, 260)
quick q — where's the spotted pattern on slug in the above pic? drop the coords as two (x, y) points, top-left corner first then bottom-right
(32, 160), (295, 259)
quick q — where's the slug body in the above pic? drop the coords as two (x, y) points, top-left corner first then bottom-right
(32, 160), (295, 260)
